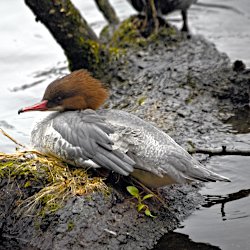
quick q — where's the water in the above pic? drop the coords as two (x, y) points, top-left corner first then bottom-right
(0, 1), (249, 249)
(174, 155), (250, 249)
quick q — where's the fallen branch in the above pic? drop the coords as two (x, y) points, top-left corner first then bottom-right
(188, 145), (250, 156)
(94, 0), (119, 25)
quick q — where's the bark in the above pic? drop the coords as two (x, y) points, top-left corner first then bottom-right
(94, 0), (120, 25)
(24, 0), (109, 72)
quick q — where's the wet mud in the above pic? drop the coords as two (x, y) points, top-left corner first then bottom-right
(0, 30), (249, 249)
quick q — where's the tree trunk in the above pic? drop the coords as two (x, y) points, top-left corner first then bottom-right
(24, 0), (109, 73)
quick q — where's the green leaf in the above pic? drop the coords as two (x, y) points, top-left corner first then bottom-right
(145, 208), (156, 218)
(137, 203), (146, 212)
(126, 186), (139, 198)
(142, 193), (154, 201)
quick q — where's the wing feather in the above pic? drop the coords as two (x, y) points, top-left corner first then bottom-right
(52, 110), (135, 175)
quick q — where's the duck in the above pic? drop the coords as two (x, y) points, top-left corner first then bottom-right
(127, 0), (198, 32)
(18, 69), (230, 188)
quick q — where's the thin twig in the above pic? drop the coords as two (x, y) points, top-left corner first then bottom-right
(131, 176), (165, 205)
(188, 145), (250, 156)
(0, 128), (26, 148)
(94, 0), (119, 25)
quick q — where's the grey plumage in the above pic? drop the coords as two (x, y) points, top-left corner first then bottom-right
(31, 109), (230, 186)
(99, 109), (229, 183)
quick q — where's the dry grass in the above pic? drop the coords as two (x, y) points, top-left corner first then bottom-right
(0, 150), (108, 215)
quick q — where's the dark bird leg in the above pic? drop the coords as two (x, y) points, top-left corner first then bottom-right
(181, 10), (189, 32)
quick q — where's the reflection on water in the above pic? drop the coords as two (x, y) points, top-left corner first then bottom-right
(154, 232), (221, 250)
(155, 183), (250, 249)
(203, 189), (250, 221)
(173, 155), (250, 250)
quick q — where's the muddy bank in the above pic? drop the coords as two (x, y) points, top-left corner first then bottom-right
(0, 28), (249, 249)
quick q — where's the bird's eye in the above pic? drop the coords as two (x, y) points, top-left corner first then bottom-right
(55, 96), (62, 103)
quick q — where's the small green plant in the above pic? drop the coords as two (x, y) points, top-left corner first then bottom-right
(126, 186), (155, 217)
(67, 220), (75, 231)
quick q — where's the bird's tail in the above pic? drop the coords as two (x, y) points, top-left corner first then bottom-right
(205, 170), (231, 182)
(193, 164), (231, 183)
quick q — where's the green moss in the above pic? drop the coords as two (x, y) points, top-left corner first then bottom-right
(67, 15), (183, 72)
(108, 46), (126, 61)
(67, 220), (75, 231)
(0, 151), (108, 216)
(137, 96), (147, 106)
(109, 17), (147, 48)
(87, 40), (102, 64)
(68, 37), (125, 73)
(24, 180), (31, 188)
(106, 16), (182, 49)
(156, 26), (177, 37)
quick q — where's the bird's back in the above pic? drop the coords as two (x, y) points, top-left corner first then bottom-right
(31, 109), (230, 187)
(99, 109), (230, 184)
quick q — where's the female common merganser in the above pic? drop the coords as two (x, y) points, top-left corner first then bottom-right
(127, 0), (197, 32)
(18, 70), (230, 188)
